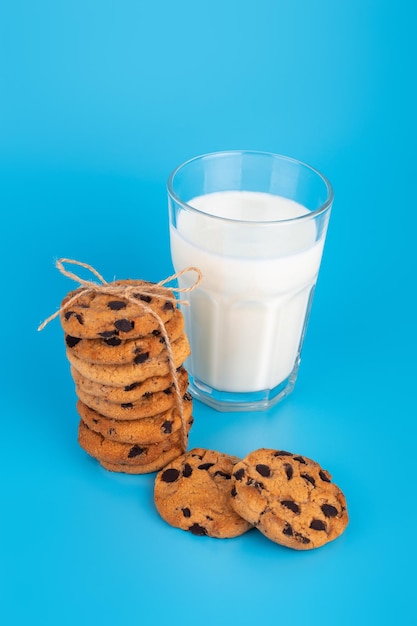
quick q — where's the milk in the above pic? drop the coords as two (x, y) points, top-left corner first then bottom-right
(170, 191), (326, 393)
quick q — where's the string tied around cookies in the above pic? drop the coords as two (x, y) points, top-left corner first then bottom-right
(38, 258), (203, 453)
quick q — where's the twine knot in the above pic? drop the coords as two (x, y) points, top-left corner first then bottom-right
(39, 258), (203, 454)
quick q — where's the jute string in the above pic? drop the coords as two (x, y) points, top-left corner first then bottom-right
(38, 258), (203, 453)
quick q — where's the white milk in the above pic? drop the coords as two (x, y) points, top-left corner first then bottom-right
(170, 191), (325, 393)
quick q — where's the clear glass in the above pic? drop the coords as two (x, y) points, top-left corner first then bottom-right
(167, 150), (333, 412)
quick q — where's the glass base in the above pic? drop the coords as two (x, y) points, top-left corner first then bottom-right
(187, 361), (300, 412)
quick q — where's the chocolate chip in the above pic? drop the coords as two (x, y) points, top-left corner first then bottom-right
(142, 391), (152, 398)
(162, 420), (173, 434)
(163, 301), (174, 310)
(283, 522), (293, 536)
(214, 471), (231, 479)
(92, 418), (99, 424)
(301, 473), (316, 486)
(206, 515), (214, 521)
(65, 311), (83, 324)
(65, 335), (81, 348)
(182, 463), (193, 477)
(293, 456), (307, 464)
(321, 504), (338, 518)
(134, 351), (149, 364)
(189, 523), (207, 536)
(281, 500), (300, 514)
(183, 392), (192, 401)
(310, 519), (326, 531)
(159, 337), (166, 344)
(104, 336), (122, 346)
(114, 319), (134, 332)
(127, 445), (146, 458)
(163, 387), (172, 395)
(198, 463), (215, 470)
(231, 487), (237, 497)
(182, 507), (191, 518)
(284, 463), (294, 480)
(234, 468), (245, 481)
(136, 294), (152, 303)
(274, 450), (293, 457)
(125, 382), (139, 391)
(99, 330), (118, 338)
(161, 468), (180, 482)
(319, 470), (331, 482)
(255, 464), (271, 477)
(295, 532), (311, 544)
(121, 403), (133, 409)
(108, 428), (116, 435)
(108, 300), (127, 311)
(152, 329), (161, 336)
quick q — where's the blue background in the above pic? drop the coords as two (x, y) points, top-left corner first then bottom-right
(1, 1), (415, 624)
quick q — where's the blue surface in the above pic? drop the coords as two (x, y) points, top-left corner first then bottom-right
(1, 2), (415, 624)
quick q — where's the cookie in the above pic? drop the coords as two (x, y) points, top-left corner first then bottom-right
(60, 279), (177, 340)
(70, 365), (186, 402)
(77, 398), (193, 444)
(98, 445), (187, 474)
(154, 448), (253, 539)
(78, 419), (187, 467)
(230, 449), (348, 550)
(65, 309), (185, 365)
(75, 370), (189, 420)
(66, 334), (190, 386)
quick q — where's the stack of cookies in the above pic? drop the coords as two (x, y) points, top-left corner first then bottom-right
(59, 279), (194, 474)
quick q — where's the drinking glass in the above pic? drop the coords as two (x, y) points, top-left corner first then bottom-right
(167, 150), (333, 411)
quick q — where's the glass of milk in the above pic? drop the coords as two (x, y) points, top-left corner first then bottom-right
(167, 151), (333, 412)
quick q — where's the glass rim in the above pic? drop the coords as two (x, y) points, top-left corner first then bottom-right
(167, 150), (334, 225)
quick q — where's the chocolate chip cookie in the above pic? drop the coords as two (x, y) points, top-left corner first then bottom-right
(66, 334), (190, 386)
(78, 419), (187, 467)
(75, 371), (190, 420)
(154, 448), (253, 538)
(65, 309), (184, 365)
(230, 449), (348, 550)
(77, 398), (193, 444)
(70, 365), (186, 402)
(98, 446), (186, 475)
(60, 279), (177, 339)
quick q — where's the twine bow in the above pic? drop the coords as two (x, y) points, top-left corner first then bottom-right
(39, 258), (203, 454)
